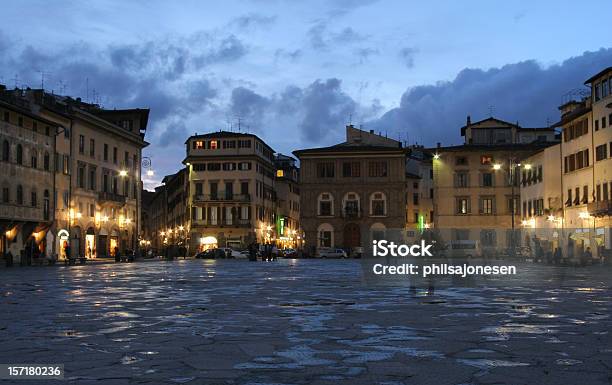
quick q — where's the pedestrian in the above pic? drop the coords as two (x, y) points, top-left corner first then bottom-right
(114, 246), (121, 262)
(581, 247), (593, 266)
(553, 247), (562, 265)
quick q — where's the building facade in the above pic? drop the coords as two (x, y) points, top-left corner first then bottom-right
(405, 145), (434, 241)
(294, 125), (407, 254)
(274, 154), (302, 249)
(184, 131), (278, 252)
(432, 116), (557, 252)
(2, 87), (149, 260)
(1, 92), (57, 263)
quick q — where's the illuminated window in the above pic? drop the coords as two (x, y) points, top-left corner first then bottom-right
(276, 170), (284, 177)
(210, 140), (218, 149)
(194, 141), (204, 149)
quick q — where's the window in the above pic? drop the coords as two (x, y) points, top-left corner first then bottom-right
(79, 135), (85, 154)
(319, 230), (332, 247)
(63, 155), (70, 174)
(413, 193), (419, 205)
(596, 184), (601, 201)
(455, 172), (469, 187)
(3, 111), (8, 122)
(90, 139), (95, 157)
(595, 119), (599, 131)
(480, 197), (494, 214)
(482, 172), (493, 187)
(596, 144), (608, 161)
(31, 152), (37, 169)
(603, 117), (607, 129)
(104, 144), (108, 161)
(604, 183), (609, 201)
(30, 190), (37, 207)
(241, 182), (249, 195)
(456, 197), (470, 214)
(370, 192), (386, 216)
(113, 147), (117, 164)
(16, 144), (23, 164)
(210, 140), (218, 149)
(222, 162), (236, 171)
(43, 152), (49, 171)
(318, 193), (333, 216)
(429, 188), (434, 199)
(238, 140), (251, 148)
(238, 162), (251, 170)
(89, 168), (96, 190)
(342, 161), (360, 177)
(316, 162), (335, 178)
(43, 190), (49, 220)
(2, 140), (9, 161)
(2, 187), (8, 203)
(368, 161), (388, 177)
(566, 189), (572, 207)
(583, 185), (588, 204)
(207, 163), (221, 171)
(222, 140), (236, 149)
(16, 185), (23, 205)
(77, 164), (85, 188)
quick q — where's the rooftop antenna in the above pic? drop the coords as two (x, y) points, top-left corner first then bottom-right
(86, 77), (89, 102)
(488, 104), (494, 117)
(36, 70), (51, 90)
(11, 74), (19, 89)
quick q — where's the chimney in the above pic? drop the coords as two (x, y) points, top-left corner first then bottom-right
(369, 129), (374, 134)
(437, 142), (441, 148)
(466, 115), (471, 126)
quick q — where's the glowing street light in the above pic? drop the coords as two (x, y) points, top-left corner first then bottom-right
(523, 164), (532, 170)
(147, 169), (154, 177)
(433, 153), (440, 160)
(119, 170), (128, 177)
(492, 164), (502, 170)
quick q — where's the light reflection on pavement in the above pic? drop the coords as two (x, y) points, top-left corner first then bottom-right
(0, 259), (611, 385)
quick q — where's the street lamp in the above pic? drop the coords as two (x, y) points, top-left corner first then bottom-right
(119, 170), (128, 177)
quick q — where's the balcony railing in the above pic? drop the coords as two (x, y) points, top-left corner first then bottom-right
(98, 191), (126, 204)
(588, 200), (612, 217)
(193, 193), (250, 202)
(191, 218), (251, 227)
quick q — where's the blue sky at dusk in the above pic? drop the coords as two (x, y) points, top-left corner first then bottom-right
(2, 0), (612, 188)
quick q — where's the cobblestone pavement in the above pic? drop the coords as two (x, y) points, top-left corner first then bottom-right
(0, 259), (611, 385)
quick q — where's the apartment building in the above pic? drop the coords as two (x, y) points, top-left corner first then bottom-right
(432, 116), (557, 251)
(274, 154), (302, 249)
(3, 87), (149, 259)
(294, 125), (407, 254)
(518, 144), (562, 252)
(405, 145), (434, 241)
(586, 67), (612, 252)
(184, 131), (277, 252)
(0, 92), (57, 263)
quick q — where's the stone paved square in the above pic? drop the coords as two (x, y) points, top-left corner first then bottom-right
(0, 259), (611, 385)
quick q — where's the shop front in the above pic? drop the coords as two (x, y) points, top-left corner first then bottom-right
(85, 227), (96, 258)
(56, 229), (70, 260)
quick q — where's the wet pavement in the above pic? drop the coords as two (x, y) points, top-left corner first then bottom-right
(0, 259), (611, 385)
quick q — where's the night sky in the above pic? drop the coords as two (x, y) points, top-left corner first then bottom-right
(2, 0), (612, 189)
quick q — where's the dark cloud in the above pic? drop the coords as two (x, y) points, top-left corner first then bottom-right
(308, 22), (367, 50)
(299, 78), (357, 142)
(229, 87), (270, 130)
(399, 47), (417, 68)
(158, 121), (189, 148)
(370, 48), (612, 146)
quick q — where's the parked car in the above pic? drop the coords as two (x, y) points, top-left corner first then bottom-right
(195, 248), (226, 259)
(447, 240), (481, 259)
(281, 248), (297, 258)
(218, 247), (243, 258)
(316, 247), (348, 258)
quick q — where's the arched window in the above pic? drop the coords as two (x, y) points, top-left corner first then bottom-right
(370, 192), (387, 216)
(2, 140), (9, 162)
(342, 192), (360, 218)
(43, 152), (50, 171)
(16, 185), (23, 205)
(31, 188), (37, 207)
(16, 144), (23, 165)
(43, 190), (50, 220)
(317, 223), (334, 248)
(31, 151), (38, 169)
(317, 193), (334, 216)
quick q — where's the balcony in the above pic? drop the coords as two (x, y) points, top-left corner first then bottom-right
(193, 193), (250, 203)
(98, 191), (126, 204)
(191, 218), (252, 227)
(588, 200), (612, 217)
